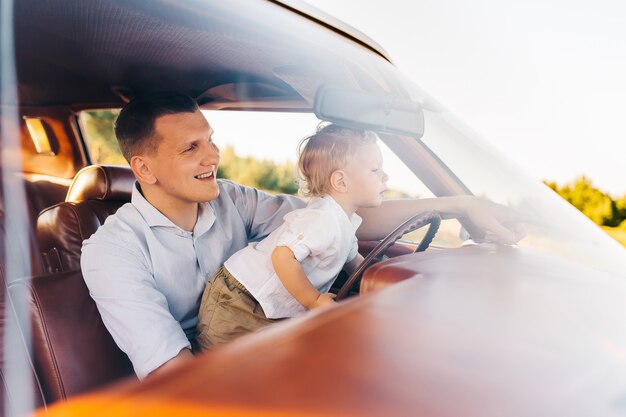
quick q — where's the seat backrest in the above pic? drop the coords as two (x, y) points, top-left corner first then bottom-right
(0, 210), (46, 417)
(8, 270), (136, 404)
(22, 173), (72, 228)
(22, 165), (137, 404)
(36, 165), (135, 273)
(20, 173), (73, 276)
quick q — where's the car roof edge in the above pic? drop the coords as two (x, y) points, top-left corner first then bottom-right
(269, 0), (393, 63)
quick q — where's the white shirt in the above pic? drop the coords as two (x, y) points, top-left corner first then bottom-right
(225, 195), (362, 319)
(81, 180), (304, 379)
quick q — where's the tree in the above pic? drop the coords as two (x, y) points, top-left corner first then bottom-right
(616, 196), (626, 229)
(545, 177), (623, 227)
(81, 110), (126, 165)
(217, 146), (298, 194)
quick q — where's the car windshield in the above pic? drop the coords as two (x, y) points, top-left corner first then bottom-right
(81, 96), (626, 278)
(70, 0), (626, 274)
(66, 0), (626, 278)
(419, 102), (626, 275)
(221, 1), (626, 276)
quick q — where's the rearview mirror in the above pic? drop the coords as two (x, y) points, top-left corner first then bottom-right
(313, 85), (425, 138)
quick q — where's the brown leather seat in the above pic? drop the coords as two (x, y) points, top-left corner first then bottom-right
(19, 173), (73, 276)
(10, 165), (137, 405)
(22, 172), (71, 229)
(0, 209), (47, 417)
(36, 165), (135, 273)
(9, 270), (136, 404)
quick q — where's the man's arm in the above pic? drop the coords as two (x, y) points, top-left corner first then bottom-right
(82, 237), (192, 380)
(148, 348), (194, 378)
(228, 182), (305, 240)
(356, 196), (526, 244)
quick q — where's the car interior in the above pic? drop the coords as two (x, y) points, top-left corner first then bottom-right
(1, 0), (433, 414)
(8, 1), (626, 416)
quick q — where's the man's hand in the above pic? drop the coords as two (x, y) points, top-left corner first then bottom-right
(357, 196), (528, 245)
(308, 292), (337, 310)
(463, 197), (527, 245)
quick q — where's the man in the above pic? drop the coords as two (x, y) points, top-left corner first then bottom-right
(81, 92), (524, 380)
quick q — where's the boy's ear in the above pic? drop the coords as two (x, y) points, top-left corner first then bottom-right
(130, 155), (157, 185)
(329, 170), (348, 193)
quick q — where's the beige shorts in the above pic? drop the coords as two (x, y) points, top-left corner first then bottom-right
(196, 266), (276, 351)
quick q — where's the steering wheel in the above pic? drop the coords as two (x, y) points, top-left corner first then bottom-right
(335, 210), (442, 301)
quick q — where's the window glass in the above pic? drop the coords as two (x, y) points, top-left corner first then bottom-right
(79, 110), (126, 165)
(204, 110), (463, 248)
(78, 108), (464, 248)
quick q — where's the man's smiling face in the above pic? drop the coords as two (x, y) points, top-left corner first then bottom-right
(143, 110), (221, 207)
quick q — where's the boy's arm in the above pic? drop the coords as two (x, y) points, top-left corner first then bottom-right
(271, 246), (335, 309)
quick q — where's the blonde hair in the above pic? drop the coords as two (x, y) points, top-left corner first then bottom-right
(297, 123), (377, 197)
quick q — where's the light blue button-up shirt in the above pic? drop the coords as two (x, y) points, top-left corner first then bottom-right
(81, 180), (304, 379)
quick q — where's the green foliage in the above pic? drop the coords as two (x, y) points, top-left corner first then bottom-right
(81, 110), (126, 165)
(217, 145), (415, 198)
(383, 189), (415, 199)
(543, 180), (558, 192)
(616, 196), (626, 224)
(564, 177), (615, 225)
(544, 176), (626, 227)
(79, 110), (422, 200)
(546, 177), (626, 247)
(217, 146), (299, 194)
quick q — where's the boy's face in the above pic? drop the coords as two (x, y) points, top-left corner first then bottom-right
(141, 110), (221, 206)
(342, 142), (388, 209)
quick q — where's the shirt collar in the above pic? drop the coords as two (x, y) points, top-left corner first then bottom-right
(131, 182), (216, 234)
(310, 195), (362, 231)
(194, 201), (216, 236)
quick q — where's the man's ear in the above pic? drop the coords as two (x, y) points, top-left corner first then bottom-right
(130, 155), (157, 185)
(329, 170), (348, 193)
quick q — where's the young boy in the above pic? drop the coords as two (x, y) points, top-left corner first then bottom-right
(196, 123), (389, 349)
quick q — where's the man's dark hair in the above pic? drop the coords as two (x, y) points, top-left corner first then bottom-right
(114, 92), (199, 162)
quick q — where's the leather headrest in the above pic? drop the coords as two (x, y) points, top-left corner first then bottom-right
(65, 165), (135, 203)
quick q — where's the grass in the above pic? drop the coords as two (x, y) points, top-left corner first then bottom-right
(601, 226), (626, 247)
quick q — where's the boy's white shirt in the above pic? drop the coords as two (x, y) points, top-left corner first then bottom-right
(224, 195), (362, 319)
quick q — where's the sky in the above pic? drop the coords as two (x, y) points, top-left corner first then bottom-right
(304, 0), (626, 197)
